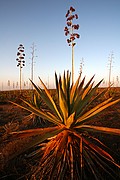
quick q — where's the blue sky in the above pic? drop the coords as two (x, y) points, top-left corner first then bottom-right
(0, 0), (120, 90)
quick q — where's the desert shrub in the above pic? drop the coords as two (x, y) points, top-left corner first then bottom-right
(3, 71), (120, 179)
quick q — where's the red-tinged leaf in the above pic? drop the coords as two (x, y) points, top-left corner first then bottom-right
(83, 137), (114, 161)
(79, 125), (120, 136)
(9, 126), (65, 139)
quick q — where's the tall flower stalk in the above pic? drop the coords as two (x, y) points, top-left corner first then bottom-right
(64, 6), (80, 84)
(16, 44), (25, 92)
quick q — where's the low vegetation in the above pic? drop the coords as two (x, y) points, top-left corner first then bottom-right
(0, 71), (120, 179)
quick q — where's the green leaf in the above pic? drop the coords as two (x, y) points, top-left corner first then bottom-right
(83, 75), (95, 90)
(39, 77), (63, 121)
(70, 74), (81, 104)
(75, 98), (120, 125)
(11, 101), (62, 125)
(75, 79), (104, 118)
(76, 125), (120, 136)
(58, 83), (68, 124)
(55, 71), (59, 96)
(81, 83), (93, 100)
(66, 112), (75, 128)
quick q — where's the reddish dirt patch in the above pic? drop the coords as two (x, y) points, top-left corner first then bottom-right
(0, 103), (29, 126)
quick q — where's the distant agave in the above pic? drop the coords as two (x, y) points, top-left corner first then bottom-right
(10, 71), (120, 179)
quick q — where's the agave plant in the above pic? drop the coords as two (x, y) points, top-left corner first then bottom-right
(10, 71), (120, 179)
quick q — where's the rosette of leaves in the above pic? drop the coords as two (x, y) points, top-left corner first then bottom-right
(10, 71), (120, 179)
